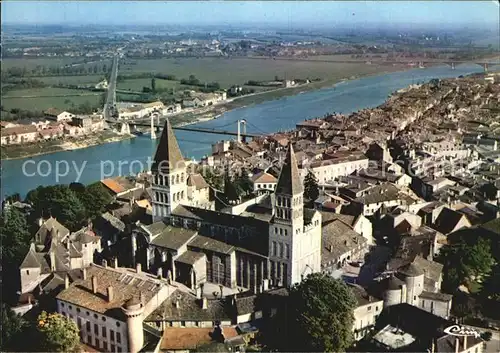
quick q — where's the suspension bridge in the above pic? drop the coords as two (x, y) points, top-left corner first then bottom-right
(106, 117), (265, 142)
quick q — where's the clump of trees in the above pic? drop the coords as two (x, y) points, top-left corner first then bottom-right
(26, 182), (113, 231)
(36, 311), (80, 352)
(303, 170), (319, 206)
(1, 307), (80, 352)
(272, 273), (357, 352)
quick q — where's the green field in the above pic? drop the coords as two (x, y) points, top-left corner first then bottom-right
(34, 75), (105, 86)
(117, 78), (183, 92)
(2, 86), (102, 112)
(120, 57), (393, 88)
(3, 87), (99, 98)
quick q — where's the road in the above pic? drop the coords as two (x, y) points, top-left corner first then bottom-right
(103, 55), (119, 119)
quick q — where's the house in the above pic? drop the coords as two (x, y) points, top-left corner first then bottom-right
(101, 176), (143, 198)
(321, 218), (368, 273)
(1, 124), (39, 145)
(56, 263), (172, 353)
(350, 284), (384, 341)
(142, 101), (165, 116)
(158, 326), (240, 353)
(250, 172), (277, 193)
(44, 108), (74, 122)
(19, 217), (101, 294)
(182, 92), (226, 108)
(432, 207), (472, 235)
(163, 104), (182, 115)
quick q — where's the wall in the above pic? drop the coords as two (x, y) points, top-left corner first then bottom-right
(57, 300), (129, 352)
(419, 297), (451, 319)
(304, 158), (369, 184)
(353, 300), (384, 341)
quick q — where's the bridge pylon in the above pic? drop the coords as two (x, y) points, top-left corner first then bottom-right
(237, 119), (247, 143)
(120, 122), (131, 135)
(150, 115), (157, 140)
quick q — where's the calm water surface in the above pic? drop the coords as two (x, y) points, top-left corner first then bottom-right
(1, 64), (487, 198)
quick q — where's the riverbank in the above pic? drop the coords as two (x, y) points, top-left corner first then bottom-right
(1, 130), (134, 160)
(167, 63), (414, 128)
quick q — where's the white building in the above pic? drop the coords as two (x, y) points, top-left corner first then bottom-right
(251, 172), (277, 193)
(56, 262), (173, 353)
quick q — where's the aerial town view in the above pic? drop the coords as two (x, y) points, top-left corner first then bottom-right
(1, 1), (499, 352)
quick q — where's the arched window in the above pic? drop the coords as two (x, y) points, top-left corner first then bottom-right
(181, 191), (184, 199)
(181, 173), (185, 182)
(171, 175), (175, 185)
(176, 174), (180, 183)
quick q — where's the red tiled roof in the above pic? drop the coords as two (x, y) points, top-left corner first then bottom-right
(101, 178), (126, 194)
(160, 327), (213, 351)
(1, 124), (38, 136)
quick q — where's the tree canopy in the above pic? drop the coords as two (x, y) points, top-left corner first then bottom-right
(36, 311), (80, 352)
(0, 207), (31, 266)
(0, 304), (29, 352)
(438, 236), (495, 292)
(287, 273), (357, 352)
(303, 170), (319, 206)
(25, 183), (112, 231)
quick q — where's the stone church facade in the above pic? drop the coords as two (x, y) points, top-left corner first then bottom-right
(132, 119), (322, 292)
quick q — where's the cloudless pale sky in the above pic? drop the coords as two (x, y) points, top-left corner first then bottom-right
(2, 1), (499, 28)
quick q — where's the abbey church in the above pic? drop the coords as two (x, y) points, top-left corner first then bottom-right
(132, 119), (322, 291)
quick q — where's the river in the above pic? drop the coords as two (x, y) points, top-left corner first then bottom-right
(1, 64), (489, 199)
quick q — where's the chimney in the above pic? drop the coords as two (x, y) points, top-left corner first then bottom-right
(219, 284), (224, 298)
(49, 251), (56, 271)
(463, 336), (467, 351)
(196, 285), (202, 299)
(431, 338), (435, 353)
(113, 258), (118, 268)
(329, 245), (334, 252)
(102, 259), (108, 268)
(157, 267), (163, 279)
(82, 268), (87, 280)
(175, 299), (180, 309)
(136, 263), (142, 274)
(64, 274), (70, 289)
(107, 286), (114, 302)
(200, 283), (205, 298)
(202, 297), (208, 310)
(140, 292), (144, 304)
(92, 276), (98, 294)
(454, 337), (460, 353)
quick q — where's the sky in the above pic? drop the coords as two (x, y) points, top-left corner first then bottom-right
(2, 1), (499, 28)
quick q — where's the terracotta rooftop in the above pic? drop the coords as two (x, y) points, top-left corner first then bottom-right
(56, 264), (170, 318)
(251, 172), (277, 184)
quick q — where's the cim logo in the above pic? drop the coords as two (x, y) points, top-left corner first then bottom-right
(443, 325), (481, 338)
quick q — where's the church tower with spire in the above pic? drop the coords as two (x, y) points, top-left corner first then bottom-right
(151, 119), (188, 221)
(269, 144), (322, 287)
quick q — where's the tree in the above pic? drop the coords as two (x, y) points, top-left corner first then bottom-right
(235, 169), (252, 195)
(151, 77), (156, 92)
(26, 185), (87, 231)
(438, 237), (495, 292)
(0, 207), (31, 266)
(36, 311), (80, 352)
(303, 170), (319, 206)
(287, 273), (356, 352)
(1, 304), (29, 351)
(76, 182), (113, 219)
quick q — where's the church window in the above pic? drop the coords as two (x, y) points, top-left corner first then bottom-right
(213, 256), (224, 284)
(181, 191), (184, 199)
(279, 243), (284, 258)
(284, 229), (288, 236)
(171, 175), (175, 185)
(285, 244), (290, 259)
(176, 174), (180, 183)
(272, 242), (277, 256)
(279, 228), (283, 236)
(181, 173), (185, 182)
(274, 227), (277, 234)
